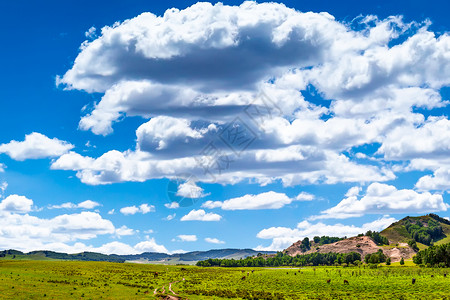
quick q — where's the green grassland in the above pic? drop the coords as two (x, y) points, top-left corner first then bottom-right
(1, 260), (450, 299)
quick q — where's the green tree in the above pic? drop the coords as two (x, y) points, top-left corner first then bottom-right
(400, 257), (404, 265)
(386, 257), (391, 265)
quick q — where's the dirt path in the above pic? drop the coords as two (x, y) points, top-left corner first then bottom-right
(154, 278), (185, 296)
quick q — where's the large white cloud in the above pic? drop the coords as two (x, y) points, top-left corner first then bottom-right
(312, 183), (448, 219)
(0, 132), (74, 161)
(202, 191), (313, 210)
(59, 2), (342, 93)
(255, 215), (397, 251)
(52, 2), (449, 198)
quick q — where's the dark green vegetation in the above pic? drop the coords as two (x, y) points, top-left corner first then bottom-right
(363, 231), (389, 245)
(0, 248), (274, 264)
(365, 249), (387, 264)
(1, 260), (450, 299)
(381, 214), (450, 249)
(313, 236), (344, 245)
(405, 218), (443, 246)
(197, 251), (361, 267)
(413, 242), (450, 267)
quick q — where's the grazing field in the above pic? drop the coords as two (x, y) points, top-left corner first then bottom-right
(1, 260), (450, 299)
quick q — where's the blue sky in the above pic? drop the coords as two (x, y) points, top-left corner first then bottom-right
(0, 0), (449, 254)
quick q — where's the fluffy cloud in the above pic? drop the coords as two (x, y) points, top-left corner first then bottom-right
(205, 237), (225, 244)
(0, 195), (33, 213)
(256, 216), (397, 251)
(78, 200), (101, 209)
(137, 116), (207, 151)
(49, 200), (101, 210)
(378, 117), (450, 160)
(59, 2), (343, 128)
(416, 167), (450, 192)
(133, 238), (169, 253)
(312, 183), (448, 219)
(180, 209), (222, 221)
(202, 191), (313, 210)
(0, 163), (5, 172)
(165, 202), (180, 209)
(176, 180), (209, 199)
(175, 234), (197, 242)
(120, 203), (155, 215)
(0, 132), (74, 161)
(114, 225), (136, 237)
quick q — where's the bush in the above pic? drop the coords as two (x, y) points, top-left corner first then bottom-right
(400, 258), (404, 265)
(365, 249), (387, 264)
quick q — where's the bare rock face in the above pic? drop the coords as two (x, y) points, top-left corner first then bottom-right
(284, 236), (416, 262)
(383, 244), (417, 262)
(307, 236), (380, 258)
(284, 240), (305, 256)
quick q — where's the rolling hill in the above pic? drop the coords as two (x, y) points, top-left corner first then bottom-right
(284, 214), (450, 262)
(0, 248), (275, 264)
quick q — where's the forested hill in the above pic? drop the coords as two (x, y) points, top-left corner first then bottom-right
(380, 214), (450, 247)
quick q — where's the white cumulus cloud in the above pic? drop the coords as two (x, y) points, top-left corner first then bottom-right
(202, 191), (313, 210)
(0, 132), (74, 161)
(312, 183), (448, 219)
(205, 237), (225, 244)
(120, 203), (155, 215)
(180, 209), (222, 221)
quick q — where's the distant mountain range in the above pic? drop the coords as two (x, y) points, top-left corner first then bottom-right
(0, 248), (275, 264)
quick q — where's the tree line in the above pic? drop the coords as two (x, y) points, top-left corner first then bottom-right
(196, 251), (361, 267)
(413, 242), (450, 267)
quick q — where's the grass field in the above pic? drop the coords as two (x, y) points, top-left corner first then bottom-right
(1, 260), (450, 299)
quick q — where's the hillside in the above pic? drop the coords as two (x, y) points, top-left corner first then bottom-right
(380, 214), (450, 248)
(284, 214), (450, 262)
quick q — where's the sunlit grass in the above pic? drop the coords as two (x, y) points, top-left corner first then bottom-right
(1, 260), (449, 299)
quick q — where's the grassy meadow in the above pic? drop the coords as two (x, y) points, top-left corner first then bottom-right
(1, 259), (450, 299)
